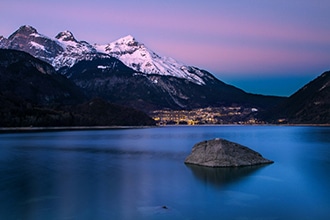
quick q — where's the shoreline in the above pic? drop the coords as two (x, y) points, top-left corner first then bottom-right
(0, 124), (329, 133)
(0, 126), (157, 133)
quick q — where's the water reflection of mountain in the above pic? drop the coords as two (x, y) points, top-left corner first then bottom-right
(186, 164), (268, 188)
(300, 127), (330, 144)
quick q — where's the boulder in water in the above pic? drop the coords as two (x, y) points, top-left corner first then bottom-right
(184, 138), (273, 167)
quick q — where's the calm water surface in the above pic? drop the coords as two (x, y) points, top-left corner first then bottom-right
(0, 126), (329, 220)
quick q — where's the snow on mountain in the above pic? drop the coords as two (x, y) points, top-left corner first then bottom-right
(29, 41), (47, 52)
(95, 35), (206, 85)
(55, 30), (78, 42)
(52, 30), (98, 70)
(0, 26), (99, 70)
(1, 26), (208, 84)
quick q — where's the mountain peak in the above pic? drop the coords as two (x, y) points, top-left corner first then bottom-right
(9, 25), (38, 39)
(115, 35), (138, 47)
(94, 34), (208, 85)
(18, 25), (37, 33)
(96, 34), (142, 58)
(121, 34), (135, 40)
(55, 30), (77, 42)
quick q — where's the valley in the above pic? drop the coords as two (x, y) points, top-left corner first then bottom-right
(151, 106), (261, 125)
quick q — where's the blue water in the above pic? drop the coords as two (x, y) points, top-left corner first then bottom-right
(0, 126), (329, 220)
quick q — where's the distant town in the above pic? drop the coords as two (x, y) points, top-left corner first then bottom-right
(150, 107), (263, 125)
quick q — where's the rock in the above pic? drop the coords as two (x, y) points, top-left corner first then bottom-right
(184, 138), (273, 167)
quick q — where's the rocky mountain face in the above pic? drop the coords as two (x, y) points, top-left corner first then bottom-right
(1, 25), (285, 114)
(0, 26), (64, 65)
(261, 71), (330, 124)
(63, 57), (284, 111)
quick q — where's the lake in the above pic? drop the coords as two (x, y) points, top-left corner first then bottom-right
(0, 125), (329, 220)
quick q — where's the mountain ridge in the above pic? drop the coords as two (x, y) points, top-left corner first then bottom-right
(260, 71), (330, 124)
(0, 25), (286, 113)
(0, 25), (208, 85)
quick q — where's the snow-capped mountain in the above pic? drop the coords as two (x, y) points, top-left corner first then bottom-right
(1, 25), (208, 85)
(53, 30), (99, 70)
(0, 25), (101, 70)
(95, 35), (207, 85)
(0, 25), (63, 65)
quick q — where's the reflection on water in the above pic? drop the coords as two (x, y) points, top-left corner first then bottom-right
(0, 126), (329, 220)
(186, 164), (268, 188)
(299, 126), (330, 143)
(13, 145), (187, 160)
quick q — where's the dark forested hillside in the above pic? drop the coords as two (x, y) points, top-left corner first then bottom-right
(261, 71), (330, 124)
(0, 49), (155, 127)
(0, 49), (85, 105)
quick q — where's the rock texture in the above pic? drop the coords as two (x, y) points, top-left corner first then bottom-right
(184, 138), (273, 167)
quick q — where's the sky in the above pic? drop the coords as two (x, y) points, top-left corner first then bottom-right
(1, 0), (330, 96)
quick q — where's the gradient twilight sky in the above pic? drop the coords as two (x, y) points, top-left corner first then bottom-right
(1, 0), (330, 96)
